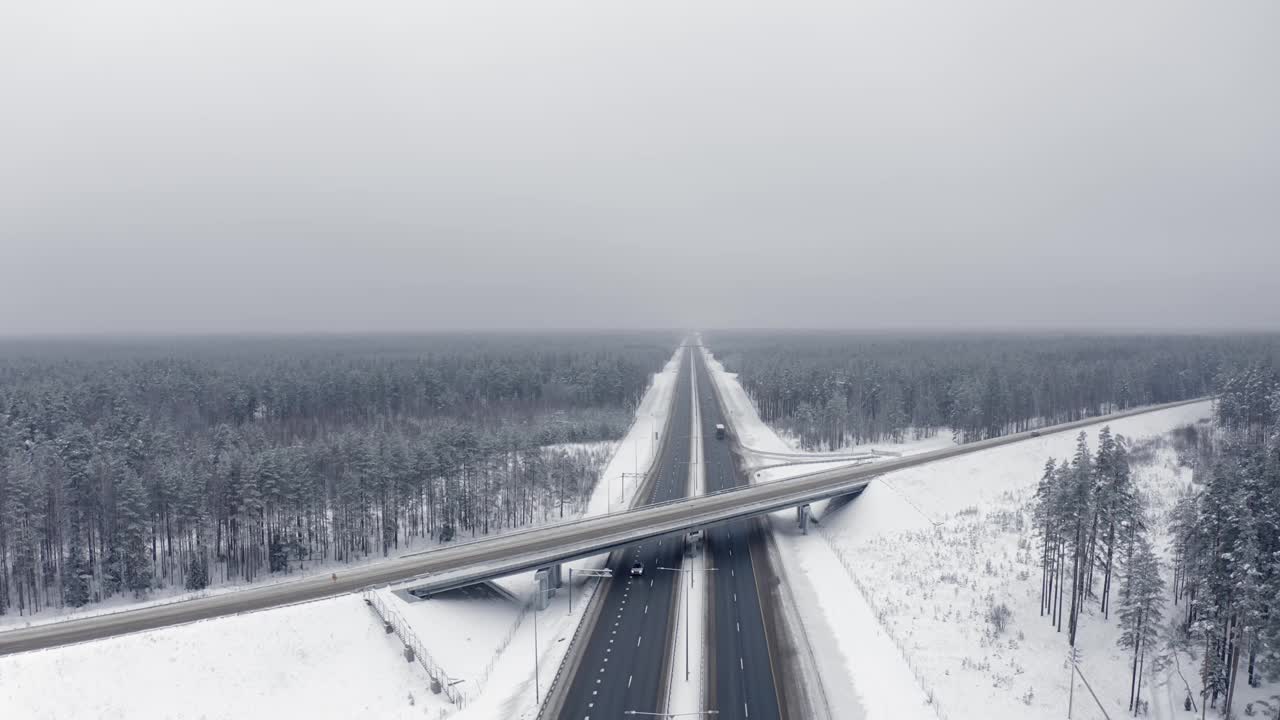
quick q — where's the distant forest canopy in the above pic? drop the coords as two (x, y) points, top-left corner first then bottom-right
(706, 332), (1280, 448)
(0, 333), (676, 432)
(0, 333), (676, 616)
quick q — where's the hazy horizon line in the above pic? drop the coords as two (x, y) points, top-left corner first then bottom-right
(2, 324), (1278, 341)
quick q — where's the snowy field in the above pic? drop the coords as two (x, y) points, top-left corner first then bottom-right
(0, 594), (453, 720)
(702, 346), (1234, 720)
(795, 413), (1240, 720)
(0, 349), (684, 720)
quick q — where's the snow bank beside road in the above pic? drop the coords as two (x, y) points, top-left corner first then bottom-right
(700, 349), (793, 456)
(0, 594), (452, 720)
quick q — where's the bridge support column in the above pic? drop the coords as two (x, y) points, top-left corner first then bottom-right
(534, 568), (552, 610)
(534, 564), (563, 609)
(797, 504), (811, 535)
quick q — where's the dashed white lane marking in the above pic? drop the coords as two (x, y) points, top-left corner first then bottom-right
(734, 593), (737, 603)
(644, 604), (648, 614)
(637, 635), (642, 647)
(737, 621), (740, 633)
(628, 675), (633, 688)
(745, 703), (750, 717)
(740, 657), (744, 670)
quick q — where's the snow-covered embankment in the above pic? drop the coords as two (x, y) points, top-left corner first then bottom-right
(701, 345), (1214, 720)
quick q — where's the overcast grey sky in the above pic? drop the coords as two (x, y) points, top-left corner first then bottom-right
(1, 1), (1276, 334)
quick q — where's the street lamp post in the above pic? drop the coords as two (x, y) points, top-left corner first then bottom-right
(532, 585), (540, 705)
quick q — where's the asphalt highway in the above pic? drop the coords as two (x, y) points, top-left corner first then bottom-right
(554, 346), (693, 719)
(696, 347), (783, 720)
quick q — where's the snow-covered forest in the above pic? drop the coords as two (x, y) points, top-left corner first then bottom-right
(1169, 368), (1280, 717)
(1032, 428), (1167, 713)
(1030, 365), (1280, 718)
(0, 334), (674, 617)
(709, 332), (1280, 449)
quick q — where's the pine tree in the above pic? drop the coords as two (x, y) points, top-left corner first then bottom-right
(61, 532), (92, 608)
(185, 552), (209, 591)
(1033, 457), (1059, 617)
(115, 466), (153, 597)
(1117, 532), (1164, 713)
(267, 533), (287, 573)
(1224, 490), (1265, 717)
(1067, 432), (1094, 647)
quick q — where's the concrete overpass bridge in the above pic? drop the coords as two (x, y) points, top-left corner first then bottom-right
(0, 396), (1205, 656)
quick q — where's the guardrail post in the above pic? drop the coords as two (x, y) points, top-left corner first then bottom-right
(797, 503), (811, 535)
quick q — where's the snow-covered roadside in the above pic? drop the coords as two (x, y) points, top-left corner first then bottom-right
(0, 594), (454, 720)
(700, 349), (794, 456)
(701, 344), (1218, 720)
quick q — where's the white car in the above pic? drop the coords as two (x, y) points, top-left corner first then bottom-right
(630, 561), (644, 577)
